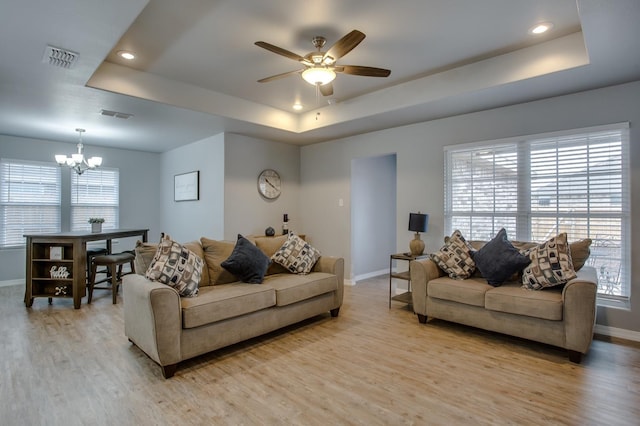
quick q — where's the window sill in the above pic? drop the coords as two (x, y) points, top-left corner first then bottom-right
(597, 295), (630, 311)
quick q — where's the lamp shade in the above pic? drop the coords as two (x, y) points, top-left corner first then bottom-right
(408, 213), (428, 233)
(301, 67), (336, 85)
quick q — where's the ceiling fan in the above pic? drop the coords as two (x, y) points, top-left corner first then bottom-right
(255, 29), (391, 96)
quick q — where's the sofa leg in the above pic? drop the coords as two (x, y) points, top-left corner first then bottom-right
(161, 364), (177, 379)
(330, 308), (340, 317)
(417, 314), (427, 324)
(568, 350), (582, 364)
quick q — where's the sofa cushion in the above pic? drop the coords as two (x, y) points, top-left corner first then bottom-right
(221, 234), (271, 284)
(135, 240), (210, 287)
(145, 234), (203, 297)
(262, 272), (337, 306)
(255, 234), (290, 275)
(570, 239), (592, 271)
(522, 233), (577, 290)
(134, 240), (157, 273)
(428, 277), (492, 307)
(430, 230), (476, 279)
(471, 228), (531, 287)
(271, 232), (321, 275)
(485, 283), (563, 320)
(181, 283), (276, 328)
(200, 237), (238, 285)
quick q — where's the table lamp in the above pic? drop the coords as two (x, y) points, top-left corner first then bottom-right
(408, 212), (428, 256)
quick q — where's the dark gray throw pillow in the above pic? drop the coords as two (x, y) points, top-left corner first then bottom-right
(471, 228), (531, 286)
(221, 234), (271, 283)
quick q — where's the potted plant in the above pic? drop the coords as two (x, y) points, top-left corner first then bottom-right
(88, 217), (105, 233)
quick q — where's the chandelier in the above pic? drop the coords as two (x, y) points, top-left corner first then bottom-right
(55, 128), (102, 175)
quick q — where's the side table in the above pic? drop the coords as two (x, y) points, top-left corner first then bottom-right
(389, 252), (429, 308)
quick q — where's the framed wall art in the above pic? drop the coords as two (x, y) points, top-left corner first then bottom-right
(174, 170), (199, 201)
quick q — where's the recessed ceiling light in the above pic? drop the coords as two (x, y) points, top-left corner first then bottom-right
(118, 50), (135, 60)
(529, 22), (554, 35)
(292, 103), (303, 111)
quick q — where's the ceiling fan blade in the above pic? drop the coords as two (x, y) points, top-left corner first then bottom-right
(255, 41), (309, 64)
(257, 69), (302, 83)
(337, 65), (391, 77)
(323, 30), (365, 63)
(319, 82), (334, 96)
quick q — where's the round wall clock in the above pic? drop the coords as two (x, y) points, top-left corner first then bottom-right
(258, 169), (281, 199)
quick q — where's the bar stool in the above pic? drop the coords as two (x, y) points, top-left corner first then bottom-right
(88, 252), (136, 304)
(86, 247), (108, 280)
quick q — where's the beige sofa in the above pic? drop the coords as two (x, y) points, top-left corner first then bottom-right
(410, 240), (598, 363)
(123, 235), (344, 378)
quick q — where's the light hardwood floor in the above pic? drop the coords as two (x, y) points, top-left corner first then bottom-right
(2, 276), (639, 426)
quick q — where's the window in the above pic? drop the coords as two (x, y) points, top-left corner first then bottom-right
(71, 168), (119, 231)
(444, 123), (630, 299)
(0, 159), (61, 248)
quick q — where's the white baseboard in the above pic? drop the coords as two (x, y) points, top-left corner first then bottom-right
(352, 268), (387, 283)
(594, 324), (640, 342)
(0, 279), (23, 288)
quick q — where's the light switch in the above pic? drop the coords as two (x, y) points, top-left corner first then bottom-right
(338, 198), (344, 207)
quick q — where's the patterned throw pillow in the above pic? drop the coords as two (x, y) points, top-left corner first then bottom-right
(521, 233), (577, 290)
(430, 230), (476, 279)
(145, 234), (203, 297)
(272, 232), (321, 274)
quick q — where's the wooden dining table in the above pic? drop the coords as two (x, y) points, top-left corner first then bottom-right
(24, 228), (148, 309)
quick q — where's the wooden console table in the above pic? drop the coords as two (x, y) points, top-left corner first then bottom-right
(24, 228), (148, 309)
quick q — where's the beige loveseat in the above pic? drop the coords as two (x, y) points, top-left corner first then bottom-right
(410, 238), (598, 363)
(123, 234), (344, 378)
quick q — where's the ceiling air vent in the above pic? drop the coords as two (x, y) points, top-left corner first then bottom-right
(42, 45), (78, 69)
(100, 109), (133, 120)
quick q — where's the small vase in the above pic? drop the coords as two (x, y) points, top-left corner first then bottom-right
(91, 223), (102, 233)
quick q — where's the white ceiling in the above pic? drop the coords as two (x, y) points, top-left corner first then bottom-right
(1, 0), (639, 153)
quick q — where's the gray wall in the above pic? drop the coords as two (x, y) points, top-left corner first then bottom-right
(351, 154), (397, 280)
(0, 134), (161, 281)
(157, 132), (301, 243)
(223, 133), (300, 241)
(300, 80), (640, 333)
(0, 131), (301, 282)
(4, 81), (640, 334)
(160, 133), (225, 243)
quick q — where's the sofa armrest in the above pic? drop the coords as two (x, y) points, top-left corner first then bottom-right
(410, 258), (444, 317)
(312, 256), (344, 308)
(123, 274), (182, 367)
(562, 266), (598, 354)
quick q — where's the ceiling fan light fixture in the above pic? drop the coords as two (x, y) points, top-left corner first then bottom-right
(302, 67), (336, 86)
(322, 56), (336, 65)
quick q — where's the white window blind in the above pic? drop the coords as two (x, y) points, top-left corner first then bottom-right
(71, 168), (119, 231)
(445, 123), (630, 299)
(0, 159), (61, 247)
